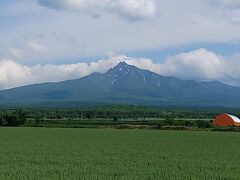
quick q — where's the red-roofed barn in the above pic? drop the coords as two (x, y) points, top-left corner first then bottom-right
(213, 114), (240, 127)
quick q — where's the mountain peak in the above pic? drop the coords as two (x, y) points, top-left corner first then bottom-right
(105, 61), (133, 82)
(115, 61), (128, 68)
(107, 62), (129, 73)
(1, 59), (240, 108)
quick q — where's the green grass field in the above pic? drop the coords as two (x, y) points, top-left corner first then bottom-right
(0, 128), (240, 179)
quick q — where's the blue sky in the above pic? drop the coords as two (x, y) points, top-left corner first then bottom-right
(0, 0), (240, 89)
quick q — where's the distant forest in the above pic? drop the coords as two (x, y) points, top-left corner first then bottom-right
(0, 105), (239, 129)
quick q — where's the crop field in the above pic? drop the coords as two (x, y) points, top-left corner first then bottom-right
(0, 128), (240, 179)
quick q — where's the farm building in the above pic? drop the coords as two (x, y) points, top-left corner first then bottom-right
(213, 114), (240, 127)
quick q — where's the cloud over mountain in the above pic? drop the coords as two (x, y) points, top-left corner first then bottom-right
(37, 0), (157, 20)
(1, 49), (240, 89)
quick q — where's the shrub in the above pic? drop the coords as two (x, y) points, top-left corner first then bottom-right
(5, 114), (25, 126)
(196, 120), (212, 128)
(113, 116), (118, 122)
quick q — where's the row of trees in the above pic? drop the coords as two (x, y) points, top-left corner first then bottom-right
(0, 110), (26, 126)
(161, 117), (212, 128)
(0, 105), (237, 127)
(23, 106), (222, 120)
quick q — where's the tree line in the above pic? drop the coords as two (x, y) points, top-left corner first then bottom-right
(0, 105), (238, 127)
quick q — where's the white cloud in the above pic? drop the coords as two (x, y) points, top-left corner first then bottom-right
(0, 56), (123, 89)
(1, 49), (240, 90)
(1, 1), (240, 89)
(129, 49), (240, 86)
(5, 47), (24, 59)
(37, 0), (157, 20)
(1, 42), (48, 64)
(27, 42), (47, 53)
(158, 49), (226, 81)
(0, 59), (31, 89)
(1, 0), (240, 64)
(207, 0), (240, 24)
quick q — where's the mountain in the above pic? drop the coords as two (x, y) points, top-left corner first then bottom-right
(1, 62), (240, 108)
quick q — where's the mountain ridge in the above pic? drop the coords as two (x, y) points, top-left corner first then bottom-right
(0, 62), (240, 108)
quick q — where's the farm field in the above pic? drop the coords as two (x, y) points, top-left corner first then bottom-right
(0, 128), (240, 179)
